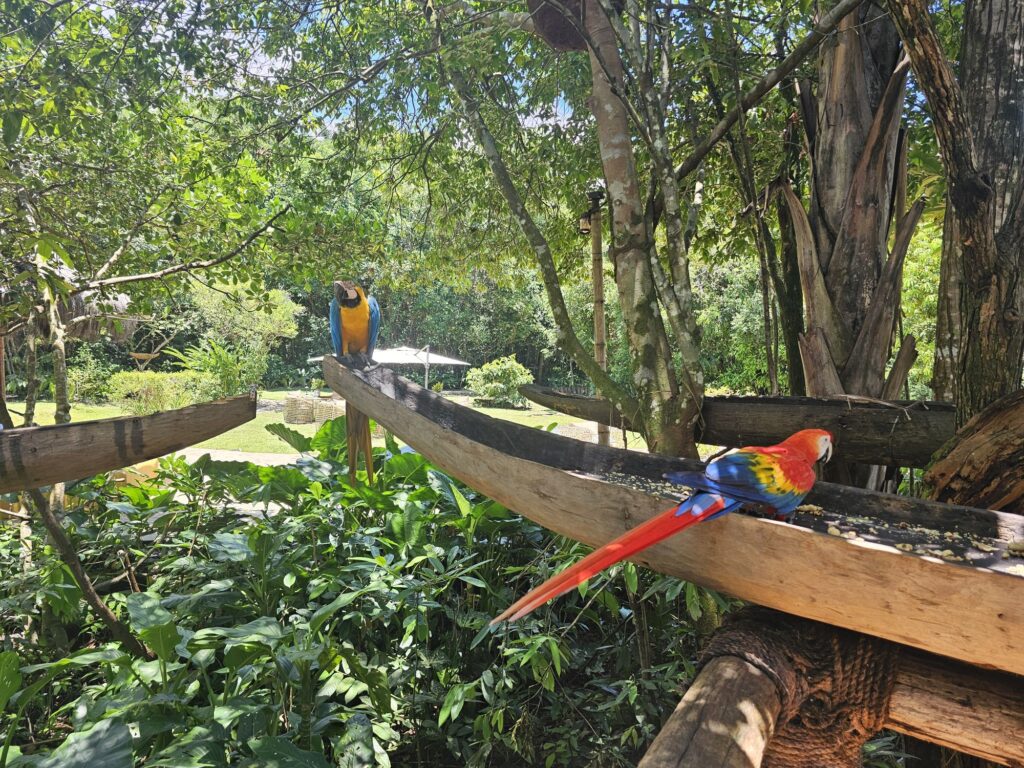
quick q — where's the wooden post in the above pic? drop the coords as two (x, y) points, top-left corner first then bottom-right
(641, 647), (1024, 768)
(639, 656), (780, 768)
(590, 191), (609, 447)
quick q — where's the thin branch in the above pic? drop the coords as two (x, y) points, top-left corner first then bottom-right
(78, 205), (291, 293)
(442, 67), (641, 418)
(673, 0), (865, 183)
(25, 488), (151, 659)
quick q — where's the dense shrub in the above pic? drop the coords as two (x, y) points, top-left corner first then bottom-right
(67, 346), (117, 403)
(466, 355), (534, 409)
(108, 370), (220, 414)
(0, 420), (728, 767)
(166, 339), (262, 398)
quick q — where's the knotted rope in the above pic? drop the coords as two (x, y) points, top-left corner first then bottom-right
(702, 607), (900, 768)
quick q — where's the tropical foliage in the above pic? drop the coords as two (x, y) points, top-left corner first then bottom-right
(0, 421), (724, 766)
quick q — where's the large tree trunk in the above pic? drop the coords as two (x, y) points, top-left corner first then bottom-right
(583, 0), (700, 457)
(803, 1), (906, 391)
(888, 0), (1024, 426)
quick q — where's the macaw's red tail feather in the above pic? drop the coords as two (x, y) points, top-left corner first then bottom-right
(491, 494), (730, 625)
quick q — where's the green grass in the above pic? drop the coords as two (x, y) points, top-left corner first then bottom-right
(7, 392), (606, 455)
(194, 412), (320, 453)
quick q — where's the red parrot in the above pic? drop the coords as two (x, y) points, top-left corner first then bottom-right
(492, 429), (833, 624)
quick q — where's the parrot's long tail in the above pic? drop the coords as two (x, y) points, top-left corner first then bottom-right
(345, 403), (374, 485)
(491, 493), (741, 624)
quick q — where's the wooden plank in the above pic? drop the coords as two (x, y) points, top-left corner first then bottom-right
(0, 394), (256, 493)
(325, 358), (1024, 676)
(520, 384), (955, 468)
(887, 650), (1024, 765)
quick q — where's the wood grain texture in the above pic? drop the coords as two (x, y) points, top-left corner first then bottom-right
(926, 389), (1024, 514)
(887, 650), (1024, 765)
(640, 648), (1024, 767)
(520, 383), (954, 468)
(0, 395), (256, 493)
(638, 657), (779, 768)
(325, 359), (1024, 675)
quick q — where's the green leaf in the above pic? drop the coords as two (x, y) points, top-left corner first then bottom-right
(684, 582), (702, 621)
(126, 593), (180, 662)
(622, 562), (638, 595)
(246, 737), (331, 768)
(2, 112), (22, 147)
(36, 719), (132, 768)
(428, 471), (471, 516)
(190, 617), (283, 652)
(209, 532), (253, 562)
(310, 417), (348, 462)
(22, 647), (125, 673)
(335, 714), (374, 768)
(265, 423), (312, 453)
(438, 684), (466, 726)
(126, 592), (172, 630)
(0, 652), (21, 712)
(308, 590), (366, 636)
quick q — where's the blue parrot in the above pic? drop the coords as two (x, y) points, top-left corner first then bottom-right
(329, 280), (381, 366)
(328, 280), (382, 485)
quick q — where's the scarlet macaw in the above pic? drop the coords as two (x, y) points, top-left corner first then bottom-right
(492, 429), (833, 624)
(329, 280), (382, 484)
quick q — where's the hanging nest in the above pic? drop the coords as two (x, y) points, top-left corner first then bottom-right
(526, 0), (587, 51)
(525, 0), (626, 52)
(59, 291), (137, 343)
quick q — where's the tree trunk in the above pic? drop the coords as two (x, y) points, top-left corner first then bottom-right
(23, 312), (39, 426)
(583, 0), (699, 457)
(887, 0), (1024, 425)
(48, 299), (70, 425)
(924, 389), (1024, 514)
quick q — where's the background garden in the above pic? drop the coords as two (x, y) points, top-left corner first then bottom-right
(2, 0), (1021, 765)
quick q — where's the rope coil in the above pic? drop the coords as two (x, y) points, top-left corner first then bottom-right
(702, 607), (900, 768)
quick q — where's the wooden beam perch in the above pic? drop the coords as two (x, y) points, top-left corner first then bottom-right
(639, 657), (780, 768)
(326, 361), (1024, 677)
(519, 384), (954, 468)
(0, 395), (256, 494)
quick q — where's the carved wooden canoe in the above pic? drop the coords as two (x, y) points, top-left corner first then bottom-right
(519, 383), (955, 468)
(325, 356), (1024, 676)
(0, 394), (256, 494)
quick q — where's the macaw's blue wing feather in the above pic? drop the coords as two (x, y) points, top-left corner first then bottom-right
(367, 295), (381, 359)
(664, 451), (804, 512)
(329, 297), (342, 357)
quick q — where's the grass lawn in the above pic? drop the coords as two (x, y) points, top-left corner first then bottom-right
(7, 391), (612, 454)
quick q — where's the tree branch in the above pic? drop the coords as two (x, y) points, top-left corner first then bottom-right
(25, 488), (151, 659)
(444, 68), (641, 419)
(883, 0), (992, 218)
(78, 205), (291, 293)
(673, 0), (865, 183)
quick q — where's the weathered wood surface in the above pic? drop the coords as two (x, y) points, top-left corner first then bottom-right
(638, 657), (780, 768)
(926, 389), (1024, 514)
(520, 384), (954, 468)
(641, 648), (1024, 768)
(0, 394), (256, 493)
(326, 359), (1024, 675)
(887, 650), (1024, 766)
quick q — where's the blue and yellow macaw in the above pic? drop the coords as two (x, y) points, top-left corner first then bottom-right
(329, 280), (382, 484)
(329, 280), (381, 365)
